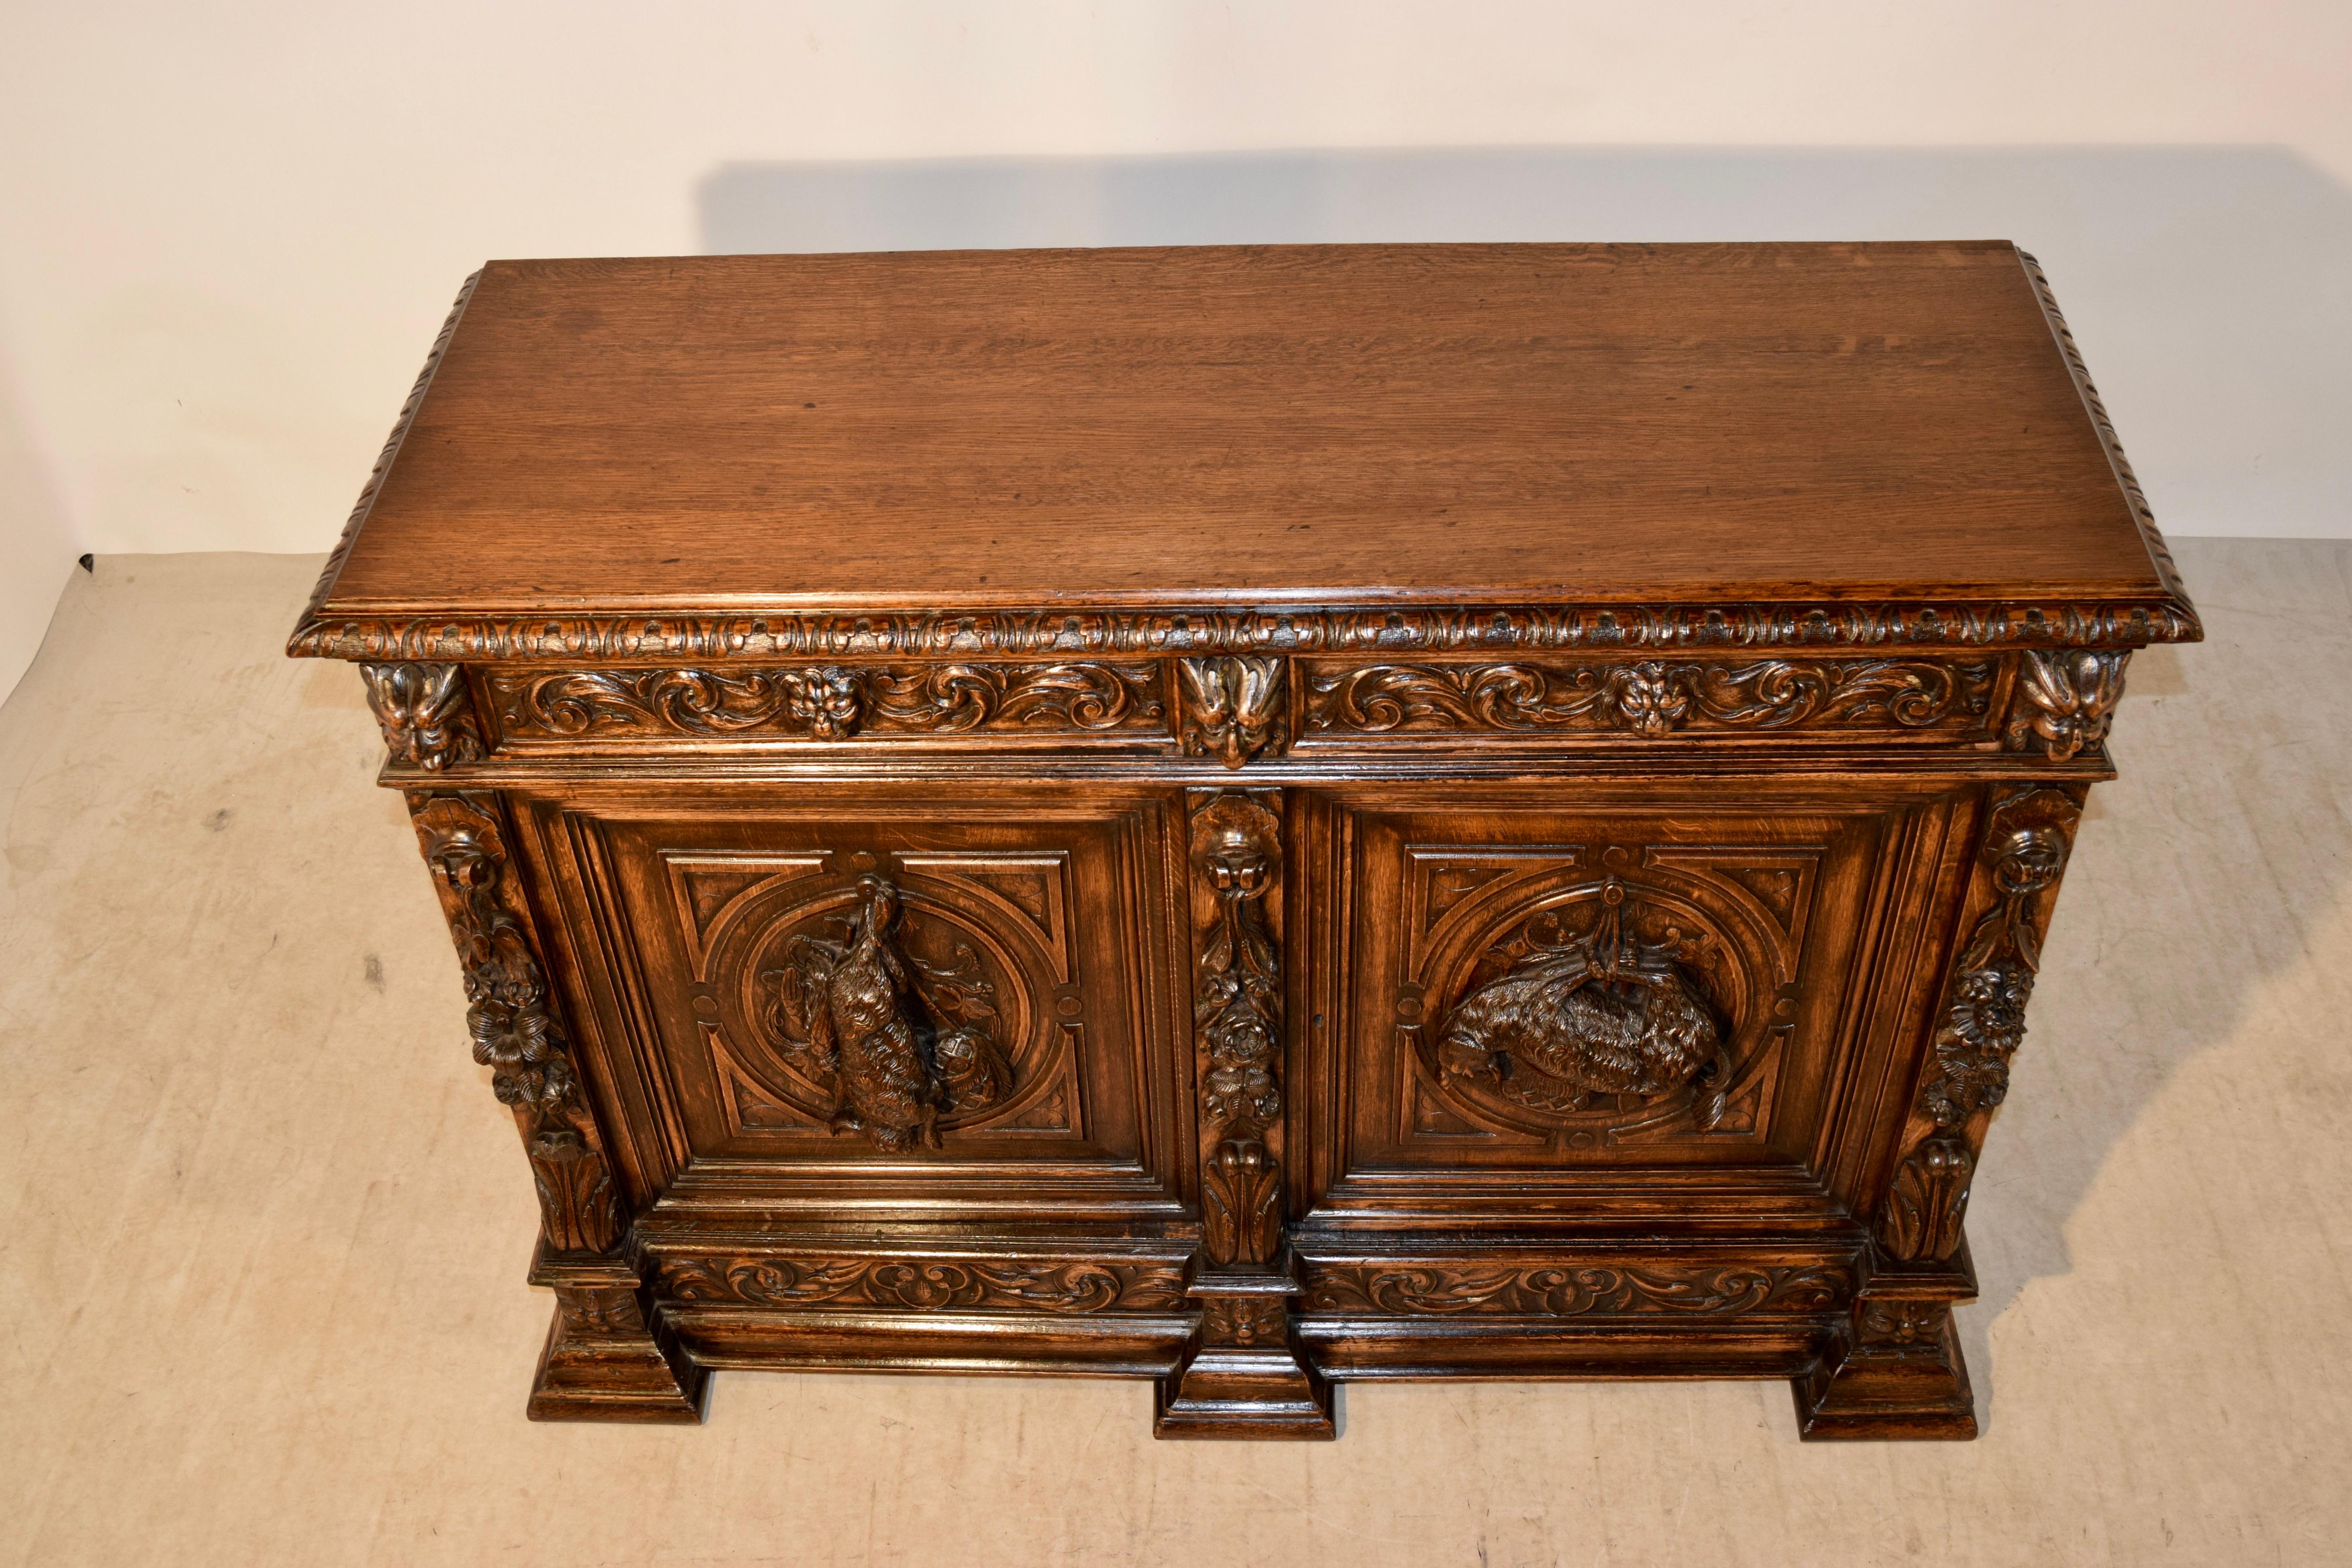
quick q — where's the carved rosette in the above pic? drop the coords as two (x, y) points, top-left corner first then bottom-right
(410, 793), (622, 1254)
(362, 663), (485, 769)
(1179, 657), (1288, 768)
(2005, 650), (2129, 761)
(1878, 787), (2082, 1262)
(1308, 658), (1998, 740)
(1190, 792), (1286, 1267)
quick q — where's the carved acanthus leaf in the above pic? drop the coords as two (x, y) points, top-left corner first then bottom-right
(488, 661), (1164, 742)
(289, 597), (2198, 663)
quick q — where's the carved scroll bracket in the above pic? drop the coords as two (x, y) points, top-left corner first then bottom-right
(2005, 650), (2128, 761)
(410, 792), (622, 1254)
(1878, 787), (2082, 1262)
(1179, 656), (1288, 768)
(363, 663), (485, 770)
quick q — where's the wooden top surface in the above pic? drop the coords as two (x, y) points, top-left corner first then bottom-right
(305, 243), (2194, 640)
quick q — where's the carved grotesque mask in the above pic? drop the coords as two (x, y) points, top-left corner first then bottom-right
(790, 666), (863, 741)
(362, 663), (480, 769)
(1611, 662), (1691, 738)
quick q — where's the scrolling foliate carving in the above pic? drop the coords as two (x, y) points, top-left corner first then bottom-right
(1307, 658), (1996, 739)
(410, 794), (621, 1254)
(361, 663), (484, 769)
(1431, 878), (1733, 1127)
(1179, 657), (1288, 767)
(2005, 650), (2128, 761)
(1304, 1261), (1849, 1317)
(1191, 792), (1286, 1266)
(488, 661), (1164, 742)
(758, 873), (1015, 1152)
(1879, 788), (2081, 1262)
(661, 1254), (1186, 1313)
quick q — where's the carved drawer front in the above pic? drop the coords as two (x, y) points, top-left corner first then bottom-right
(1301, 785), (1968, 1224)
(1297, 656), (2010, 751)
(478, 661), (1173, 752)
(535, 787), (1189, 1220)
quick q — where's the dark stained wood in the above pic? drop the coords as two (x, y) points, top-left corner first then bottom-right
(293, 242), (2193, 1441)
(305, 243), (2190, 620)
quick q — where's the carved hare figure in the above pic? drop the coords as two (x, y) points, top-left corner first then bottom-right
(1434, 880), (1729, 1124)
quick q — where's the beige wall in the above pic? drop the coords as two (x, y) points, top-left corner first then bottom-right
(3, 1), (2349, 697)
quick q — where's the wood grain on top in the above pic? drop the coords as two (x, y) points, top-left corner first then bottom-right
(314, 243), (2182, 615)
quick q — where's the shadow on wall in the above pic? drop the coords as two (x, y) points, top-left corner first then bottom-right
(700, 145), (2352, 541)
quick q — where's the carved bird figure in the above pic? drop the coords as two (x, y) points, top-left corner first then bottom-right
(761, 874), (1015, 1152)
(807, 876), (947, 1150)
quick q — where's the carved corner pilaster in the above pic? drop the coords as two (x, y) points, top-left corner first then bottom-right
(1189, 789), (1288, 1269)
(1876, 787), (2083, 1263)
(2004, 649), (2128, 761)
(408, 791), (625, 1257)
(1163, 788), (1329, 1436)
(363, 662), (486, 770)
(527, 1247), (709, 1423)
(1179, 656), (1289, 768)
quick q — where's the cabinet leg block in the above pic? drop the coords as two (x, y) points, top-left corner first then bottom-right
(525, 1264), (710, 1425)
(1791, 1302), (1976, 1441)
(1154, 1270), (1336, 1440)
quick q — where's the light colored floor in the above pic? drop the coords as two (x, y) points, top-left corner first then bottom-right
(1, 540), (2347, 1567)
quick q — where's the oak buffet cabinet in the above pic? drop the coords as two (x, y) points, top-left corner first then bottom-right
(289, 242), (2197, 1440)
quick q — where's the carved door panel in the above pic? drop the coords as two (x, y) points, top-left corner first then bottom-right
(1298, 784), (1971, 1226)
(510, 785), (1190, 1222)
